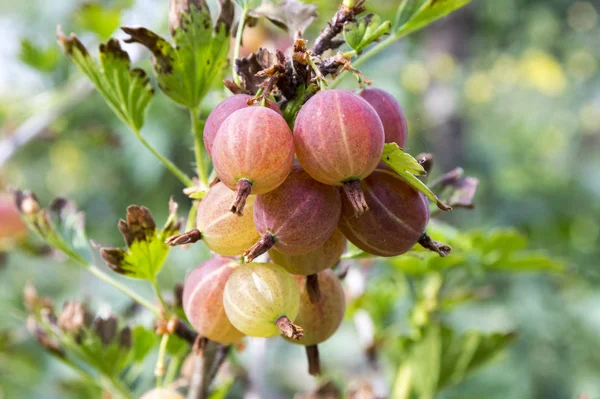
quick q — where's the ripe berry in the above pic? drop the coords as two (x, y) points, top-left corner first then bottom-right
(244, 166), (341, 263)
(212, 106), (294, 215)
(182, 257), (245, 344)
(293, 89), (384, 217)
(223, 262), (303, 339)
(269, 229), (346, 276)
(203, 94), (281, 157)
(359, 88), (408, 147)
(140, 388), (184, 399)
(283, 270), (345, 375)
(338, 167), (429, 256)
(195, 182), (260, 256)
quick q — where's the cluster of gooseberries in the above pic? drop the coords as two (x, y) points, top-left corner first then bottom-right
(172, 87), (429, 375)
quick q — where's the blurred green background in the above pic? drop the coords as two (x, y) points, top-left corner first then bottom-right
(0, 0), (599, 398)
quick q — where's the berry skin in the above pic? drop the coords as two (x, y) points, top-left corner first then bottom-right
(293, 89), (384, 217)
(244, 166), (342, 263)
(212, 106), (294, 216)
(182, 257), (245, 344)
(338, 167), (430, 256)
(283, 270), (346, 375)
(195, 182), (260, 256)
(223, 262), (303, 339)
(203, 94), (281, 157)
(359, 88), (408, 147)
(269, 229), (346, 276)
(140, 388), (184, 399)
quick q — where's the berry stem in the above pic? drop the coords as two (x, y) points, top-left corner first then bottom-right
(230, 179), (253, 216)
(276, 316), (304, 340)
(165, 229), (203, 246)
(132, 127), (193, 187)
(418, 232), (452, 257)
(155, 333), (170, 387)
(342, 180), (369, 217)
(87, 265), (161, 316)
(189, 107), (209, 187)
(151, 279), (171, 318)
(306, 274), (321, 303)
(243, 232), (276, 263)
(305, 345), (322, 376)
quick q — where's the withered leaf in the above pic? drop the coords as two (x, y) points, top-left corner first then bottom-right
(249, 0), (317, 34)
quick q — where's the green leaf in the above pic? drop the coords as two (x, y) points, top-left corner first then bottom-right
(344, 14), (392, 53)
(73, 3), (121, 40)
(409, 324), (442, 399)
(123, 4), (231, 108)
(390, 252), (465, 275)
(166, 334), (188, 357)
(437, 328), (516, 389)
(57, 29), (154, 131)
(490, 252), (565, 272)
(19, 39), (60, 73)
(397, 0), (472, 37)
(381, 143), (451, 211)
(131, 326), (158, 362)
(393, 0), (428, 30)
(99, 200), (181, 280)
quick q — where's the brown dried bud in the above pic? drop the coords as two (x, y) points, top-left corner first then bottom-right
(418, 232), (452, 257)
(58, 300), (93, 333)
(26, 316), (64, 357)
(13, 190), (40, 216)
(23, 281), (39, 311)
(93, 315), (118, 345)
(119, 327), (132, 348)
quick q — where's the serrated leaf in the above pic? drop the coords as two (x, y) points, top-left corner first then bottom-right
(100, 201), (181, 280)
(19, 39), (60, 73)
(123, 4), (230, 108)
(57, 29), (154, 131)
(381, 143), (451, 211)
(74, 3), (121, 40)
(13, 191), (92, 265)
(397, 0), (472, 37)
(249, 0), (317, 34)
(343, 14), (392, 53)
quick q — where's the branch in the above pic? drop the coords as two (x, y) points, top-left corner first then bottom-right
(311, 1), (365, 56)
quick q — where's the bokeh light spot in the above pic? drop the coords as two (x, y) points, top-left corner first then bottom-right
(567, 1), (598, 32)
(465, 72), (494, 103)
(519, 49), (567, 96)
(401, 62), (430, 94)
